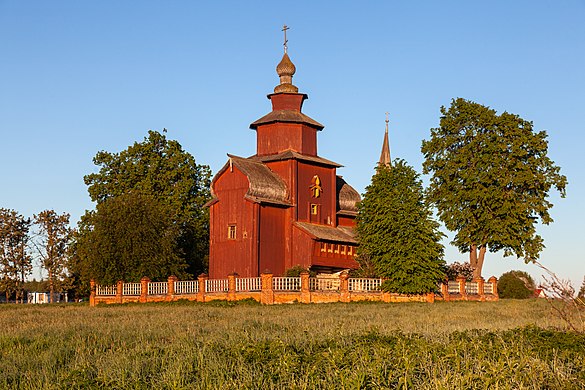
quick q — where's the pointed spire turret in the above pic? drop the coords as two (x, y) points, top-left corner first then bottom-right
(378, 113), (391, 167)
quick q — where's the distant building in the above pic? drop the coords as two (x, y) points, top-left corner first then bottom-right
(27, 292), (68, 304)
(206, 43), (362, 278)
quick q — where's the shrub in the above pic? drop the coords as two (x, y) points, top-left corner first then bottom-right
(445, 262), (475, 281)
(498, 271), (535, 299)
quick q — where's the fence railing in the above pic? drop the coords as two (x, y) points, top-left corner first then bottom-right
(96, 285), (117, 296)
(123, 283), (141, 296)
(148, 282), (168, 295)
(205, 279), (228, 293)
(310, 277), (340, 291)
(92, 274), (498, 306)
(349, 278), (383, 292)
(273, 277), (301, 291)
(236, 277), (262, 292)
(174, 280), (199, 294)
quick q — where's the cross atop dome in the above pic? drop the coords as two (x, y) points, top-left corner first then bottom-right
(274, 25), (299, 93)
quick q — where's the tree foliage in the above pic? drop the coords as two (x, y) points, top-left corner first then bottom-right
(498, 270), (536, 299)
(578, 277), (585, 300)
(33, 210), (72, 303)
(75, 130), (212, 284)
(445, 261), (475, 281)
(356, 160), (446, 294)
(421, 98), (567, 277)
(0, 209), (32, 303)
(74, 192), (189, 284)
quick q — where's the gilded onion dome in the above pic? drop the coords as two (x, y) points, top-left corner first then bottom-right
(274, 52), (299, 93)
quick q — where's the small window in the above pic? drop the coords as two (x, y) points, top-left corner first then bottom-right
(320, 242), (326, 252)
(310, 204), (319, 215)
(228, 225), (237, 240)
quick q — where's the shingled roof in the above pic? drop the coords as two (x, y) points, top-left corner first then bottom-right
(251, 149), (342, 167)
(249, 110), (324, 130)
(294, 221), (357, 244)
(336, 176), (361, 216)
(208, 155), (291, 206)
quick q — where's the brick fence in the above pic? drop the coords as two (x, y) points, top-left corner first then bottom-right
(90, 273), (498, 306)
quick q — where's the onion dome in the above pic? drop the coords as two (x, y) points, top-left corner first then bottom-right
(274, 53), (299, 93)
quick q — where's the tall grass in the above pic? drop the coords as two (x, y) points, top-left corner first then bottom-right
(1, 300), (583, 389)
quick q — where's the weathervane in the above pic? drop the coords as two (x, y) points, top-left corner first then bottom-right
(282, 25), (289, 53)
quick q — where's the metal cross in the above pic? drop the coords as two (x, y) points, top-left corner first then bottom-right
(385, 112), (390, 124)
(282, 25), (289, 53)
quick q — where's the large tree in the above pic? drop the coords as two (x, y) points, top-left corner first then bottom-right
(0, 209), (32, 303)
(356, 160), (446, 294)
(33, 210), (72, 303)
(421, 98), (567, 277)
(74, 192), (188, 284)
(77, 130), (211, 283)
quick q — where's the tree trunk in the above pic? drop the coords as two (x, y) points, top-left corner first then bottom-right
(469, 245), (478, 269)
(473, 246), (487, 278)
(49, 271), (54, 304)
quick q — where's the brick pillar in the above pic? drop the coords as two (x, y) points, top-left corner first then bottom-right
(140, 277), (150, 303)
(440, 282), (450, 302)
(116, 280), (123, 304)
(476, 277), (485, 301)
(197, 274), (208, 302)
(300, 271), (310, 303)
(228, 273), (237, 301)
(488, 276), (498, 299)
(89, 279), (96, 307)
(339, 272), (350, 303)
(167, 275), (178, 302)
(260, 272), (274, 305)
(457, 275), (467, 300)
(426, 292), (435, 303)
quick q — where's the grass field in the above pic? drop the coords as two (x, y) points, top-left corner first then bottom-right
(1, 299), (584, 389)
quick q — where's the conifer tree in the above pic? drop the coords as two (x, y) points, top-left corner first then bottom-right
(356, 160), (445, 294)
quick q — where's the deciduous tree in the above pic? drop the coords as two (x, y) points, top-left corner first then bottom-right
(422, 98), (567, 277)
(79, 130), (211, 280)
(0, 209), (32, 303)
(356, 160), (445, 294)
(33, 210), (72, 303)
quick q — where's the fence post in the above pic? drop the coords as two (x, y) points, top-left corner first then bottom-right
(440, 282), (450, 302)
(90, 279), (96, 307)
(260, 272), (274, 305)
(228, 273), (237, 301)
(197, 274), (208, 302)
(300, 271), (310, 303)
(457, 275), (467, 300)
(476, 277), (485, 301)
(116, 280), (123, 304)
(426, 292), (435, 303)
(488, 276), (498, 300)
(140, 277), (150, 303)
(339, 272), (350, 303)
(167, 275), (178, 302)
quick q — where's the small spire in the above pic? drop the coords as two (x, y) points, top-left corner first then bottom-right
(274, 25), (298, 93)
(378, 113), (391, 167)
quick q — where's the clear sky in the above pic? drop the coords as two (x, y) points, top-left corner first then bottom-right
(1, 1), (583, 287)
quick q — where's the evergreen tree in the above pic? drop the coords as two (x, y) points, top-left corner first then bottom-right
(422, 98), (567, 277)
(356, 160), (445, 294)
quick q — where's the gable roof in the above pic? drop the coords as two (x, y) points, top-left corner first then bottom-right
(208, 154), (290, 206)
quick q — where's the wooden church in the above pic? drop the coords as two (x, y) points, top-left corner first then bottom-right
(207, 40), (362, 278)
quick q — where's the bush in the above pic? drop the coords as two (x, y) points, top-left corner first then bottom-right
(445, 262), (475, 281)
(498, 271), (535, 299)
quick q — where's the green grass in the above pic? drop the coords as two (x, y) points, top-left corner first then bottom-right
(0, 300), (583, 389)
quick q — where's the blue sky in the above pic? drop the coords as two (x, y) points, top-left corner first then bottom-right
(1, 1), (583, 287)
